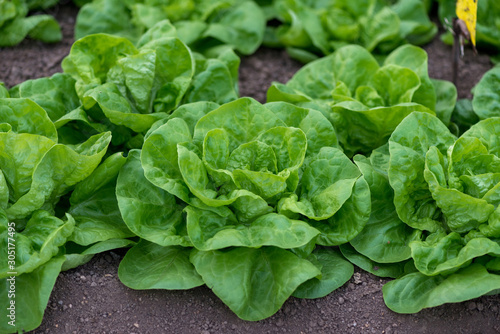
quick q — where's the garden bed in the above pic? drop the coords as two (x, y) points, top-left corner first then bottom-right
(1, 2), (499, 334)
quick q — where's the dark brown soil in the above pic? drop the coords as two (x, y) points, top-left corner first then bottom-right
(1, 4), (499, 334)
(0, 1), (78, 88)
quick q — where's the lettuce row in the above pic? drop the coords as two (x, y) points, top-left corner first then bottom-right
(261, 0), (436, 62)
(74, 0), (266, 55)
(116, 98), (369, 320)
(267, 43), (457, 156)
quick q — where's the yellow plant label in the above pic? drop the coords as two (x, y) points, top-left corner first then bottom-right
(456, 0), (478, 45)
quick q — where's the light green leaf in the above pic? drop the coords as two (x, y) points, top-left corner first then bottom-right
(75, 0), (141, 42)
(370, 65), (421, 106)
(69, 181), (134, 246)
(141, 118), (193, 203)
(117, 150), (188, 247)
(279, 147), (360, 220)
(186, 207), (319, 251)
(62, 33), (138, 98)
(9, 73), (80, 122)
(0, 211), (74, 278)
(0, 98), (57, 141)
(388, 112), (456, 232)
(265, 102), (339, 154)
(6, 132), (111, 220)
(411, 233), (500, 276)
(424, 146), (494, 233)
(0, 131), (56, 202)
(384, 44), (436, 110)
(309, 176), (371, 246)
(193, 97), (285, 152)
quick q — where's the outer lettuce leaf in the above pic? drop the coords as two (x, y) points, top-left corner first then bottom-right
(62, 238), (136, 271)
(431, 78), (457, 126)
(0, 82), (9, 98)
(119, 240), (204, 290)
(190, 247), (320, 321)
(450, 99), (480, 136)
(0, 131), (56, 202)
(339, 243), (408, 278)
(383, 264), (500, 313)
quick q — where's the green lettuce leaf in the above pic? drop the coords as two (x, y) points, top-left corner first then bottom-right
(190, 247), (320, 321)
(119, 240), (204, 290)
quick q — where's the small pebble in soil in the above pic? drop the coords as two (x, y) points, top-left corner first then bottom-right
(338, 297), (345, 305)
(468, 302), (477, 310)
(353, 272), (362, 284)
